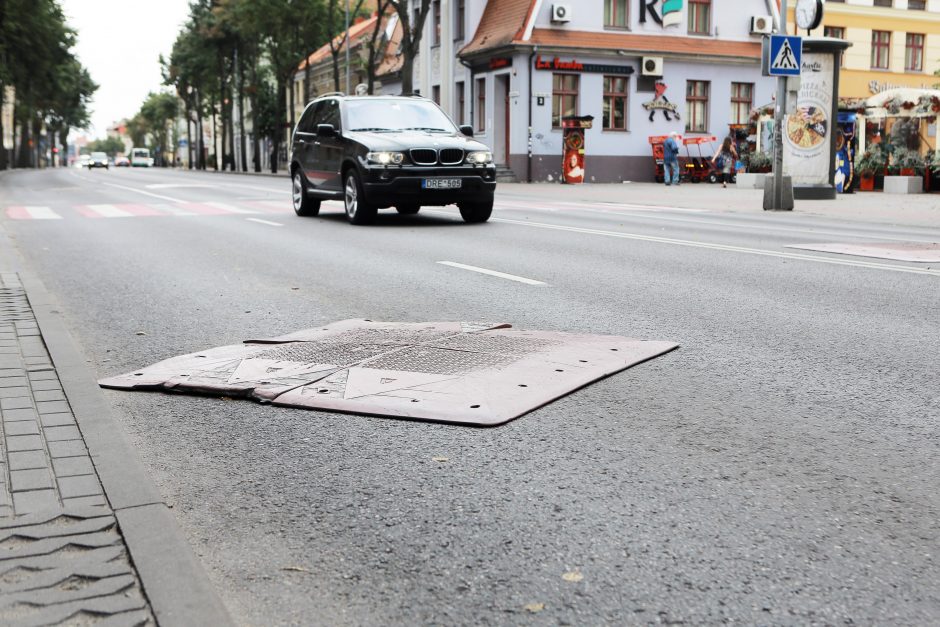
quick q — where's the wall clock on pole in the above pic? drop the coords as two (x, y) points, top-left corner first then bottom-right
(795, 0), (824, 34)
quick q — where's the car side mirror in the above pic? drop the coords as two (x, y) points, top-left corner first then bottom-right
(459, 125), (474, 137)
(317, 124), (336, 138)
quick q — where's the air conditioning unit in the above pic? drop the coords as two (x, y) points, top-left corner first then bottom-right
(551, 4), (571, 23)
(750, 15), (773, 35)
(642, 56), (664, 77)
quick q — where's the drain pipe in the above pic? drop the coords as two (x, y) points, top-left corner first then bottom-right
(459, 57), (474, 133)
(527, 45), (538, 183)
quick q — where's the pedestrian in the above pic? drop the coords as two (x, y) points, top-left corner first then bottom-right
(712, 136), (738, 188)
(663, 131), (681, 186)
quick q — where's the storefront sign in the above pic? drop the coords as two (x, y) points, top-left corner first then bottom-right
(642, 82), (679, 121)
(783, 52), (834, 185)
(639, 0), (683, 28)
(489, 58), (511, 70)
(868, 79), (935, 95)
(534, 56), (634, 75)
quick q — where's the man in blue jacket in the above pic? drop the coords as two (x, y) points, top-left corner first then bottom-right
(663, 131), (680, 186)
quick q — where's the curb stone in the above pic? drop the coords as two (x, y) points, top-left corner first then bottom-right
(0, 226), (233, 626)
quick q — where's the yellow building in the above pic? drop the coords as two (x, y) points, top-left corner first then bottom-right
(788, 0), (940, 99)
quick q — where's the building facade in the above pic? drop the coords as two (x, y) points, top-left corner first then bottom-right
(787, 0), (940, 100)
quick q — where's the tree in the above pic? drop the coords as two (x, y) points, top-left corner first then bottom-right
(138, 91), (179, 166)
(366, 1), (394, 95)
(391, 0), (431, 96)
(325, 0), (367, 93)
(87, 136), (126, 156)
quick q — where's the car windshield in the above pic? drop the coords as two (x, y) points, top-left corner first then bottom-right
(346, 99), (457, 133)
(91, 152), (107, 159)
(132, 149), (148, 157)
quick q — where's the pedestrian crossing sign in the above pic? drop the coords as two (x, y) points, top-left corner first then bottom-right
(766, 35), (802, 76)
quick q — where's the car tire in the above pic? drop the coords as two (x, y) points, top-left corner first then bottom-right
(396, 205), (420, 215)
(344, 169), (377, 225)
(707, 173), (718, 184)
(458, 199), (493, 224)
(292, 171), (321, 217)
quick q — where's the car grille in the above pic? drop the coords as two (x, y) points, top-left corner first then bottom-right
(410, 149), (437, 165)
(439, 148), (464, 165)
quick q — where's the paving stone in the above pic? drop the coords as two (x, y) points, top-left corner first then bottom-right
(29, 379), (62, 391)
(0, 504), (12, 518)
(33, 389), (66, 402)
(48, 440), (87, 458)
(40, 412), (75, 427)
(17, 329), (41, 337)
(8, 450), (49, 471)
(0, 346), (18, 354)
(52, 456), (94, 477)
(2, 407), (39, 422)
(0, 386), (29, 398)
(12, 489), (59, 514)
(7, 434), (43, 452)
(0, 376), (28, 388)
(24, 356), (51, 366)
(11, 468), (55, 492)
(0, 357), (23, 370)
(0, 396), (32, 410)
(58, 475), (103, 499)
(4, 419), (39, 436)
(61, 495), (108, 508)
(0, 368), (25, 377)
(44, 425), (81, 441)
(36, 400), (69, 414)
(27, 370), (58, 381)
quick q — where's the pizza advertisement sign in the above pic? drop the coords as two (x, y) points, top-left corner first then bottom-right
(783, 52), (834, 186)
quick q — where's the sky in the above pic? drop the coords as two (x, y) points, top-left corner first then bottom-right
(61, 0), (191, 139)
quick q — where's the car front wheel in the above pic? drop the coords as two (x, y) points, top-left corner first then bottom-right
(344, 170), (377, 225)
(292, 171), (321, 216)
(458, 199), (493, 224)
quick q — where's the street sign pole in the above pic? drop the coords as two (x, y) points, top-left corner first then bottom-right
(769, 0), (792, 211)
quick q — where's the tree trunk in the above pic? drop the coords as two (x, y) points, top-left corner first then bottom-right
(48, 128), (55, 167)
(32, 116), (41, 168)
(59, 128), (68, 168)
(196, 90), (205, 170)
(212, 96), (219, 170)
(0, 83), (6, 170)
(237, 49), (247, 172)
(400, 44), (415, 96)
(16, 114), (30, 168)
(271, 77), (286, 173)
(250, 57), (261, 173)
(186, 101), (193, 168)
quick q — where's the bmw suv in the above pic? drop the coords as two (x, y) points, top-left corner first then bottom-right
(290, 95), (497, 225)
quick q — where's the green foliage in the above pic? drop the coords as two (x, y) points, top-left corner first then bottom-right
(87, 136), (126, 156)
(856, 144), (887, 176)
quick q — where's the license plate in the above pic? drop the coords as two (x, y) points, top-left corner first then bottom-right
(422, 178), (462, 190)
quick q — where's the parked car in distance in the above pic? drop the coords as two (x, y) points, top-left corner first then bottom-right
(114, 156), (130, 167)
(75, 155), (91, 169)
(131, 147), (153, 167)
(88, 152), (109, 169)
(290, 95), (496, 225)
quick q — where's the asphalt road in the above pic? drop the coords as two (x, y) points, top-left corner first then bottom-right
(2, 166), (938, 625)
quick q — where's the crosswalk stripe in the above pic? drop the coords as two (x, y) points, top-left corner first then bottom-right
(202, 201), (259, 215)
(150, 203), (196, 217)
(5, 206), (62, 220)
(81, 204), (135, 218)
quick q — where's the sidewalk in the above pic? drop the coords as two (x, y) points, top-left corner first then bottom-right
(0, 261), (231, 625)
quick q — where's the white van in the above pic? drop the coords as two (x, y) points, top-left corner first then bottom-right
(131, 148), (153, 167)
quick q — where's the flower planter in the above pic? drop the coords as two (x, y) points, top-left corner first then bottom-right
(859, 173), (875, 191)
(884, 175), (924, 194)
(900, 168), (916, 176)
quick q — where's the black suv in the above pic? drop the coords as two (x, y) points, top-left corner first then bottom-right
(290, 95), (497, 225)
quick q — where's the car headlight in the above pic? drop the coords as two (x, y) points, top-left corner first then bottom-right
(366, 151), (404, 165)
(466, 151), (493, 164)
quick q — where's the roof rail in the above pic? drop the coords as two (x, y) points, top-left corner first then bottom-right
(316, 91), (346, 98)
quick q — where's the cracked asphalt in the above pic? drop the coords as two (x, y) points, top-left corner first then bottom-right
(1, 166), (938, 625)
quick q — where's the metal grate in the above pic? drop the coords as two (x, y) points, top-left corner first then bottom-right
(439, 148), (464, 165)
(363, 346), (514, 375)
(432, 333), (559, 356)
(410, 149), (437, 165)
(257, 342), (391, 366)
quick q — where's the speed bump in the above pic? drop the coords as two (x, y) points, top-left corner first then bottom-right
(99, 320), (678, 426)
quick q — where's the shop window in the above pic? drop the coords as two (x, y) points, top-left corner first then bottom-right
(604, 0), (628, 28)
(456, 81), (465, 125)
(552, 74), (579, 129)
(432, 0), (441, 46)
(825, 27), (845, 66)
(686, 80), (709, 133)
(455, 0), (466, 40)
(909, 0), (926, 9)
(603, 76), (628, 131)
(476, 77), (485, 132)
(871, 31), (891, 69)
(905, 33), (924, 71)
(688, 0), (711, 35)
(873, 0), (892, 6)
(730, 83), (752, 125)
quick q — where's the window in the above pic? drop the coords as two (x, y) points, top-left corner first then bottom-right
(730, 82), (752, 125)
(871, 31), (891, 69)
(604, 0), (628, 28)
(455, 0), (465, 39)
(686, 80), (709, 133)
(456, 81), (465, 125)
(476, 77), (485, 132)
(688, 0), (710, 35)
(906, 33), (925, 71)
(432, 0), (441, 46)
(825, 26), (845, 66)
(909, 0), (926, 9)
(552, 74), (579, 128)
(602, 76), (628, 131)
(432, 85), (440, 105)
(321, 99), (341, 130)
(873, 0), (892, 6)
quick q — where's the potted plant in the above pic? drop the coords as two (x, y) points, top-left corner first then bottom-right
(856, 145), (885, 191)
(897, 148), (925, 176)
(745, 151), (772, 173)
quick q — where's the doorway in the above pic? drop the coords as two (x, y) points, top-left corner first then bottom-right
(494, 74), (511, 166)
